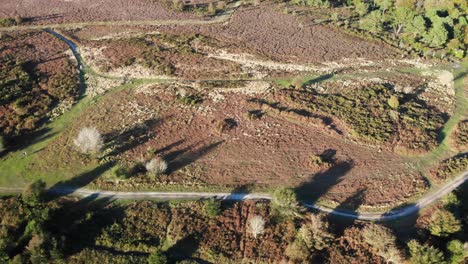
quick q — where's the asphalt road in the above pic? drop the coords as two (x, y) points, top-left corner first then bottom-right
(1, 171), (466, 221)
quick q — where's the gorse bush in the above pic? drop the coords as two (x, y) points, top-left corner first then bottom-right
(73, 127), (104, 154)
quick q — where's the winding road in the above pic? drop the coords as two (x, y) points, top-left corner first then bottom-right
(1, 170), (466, 221)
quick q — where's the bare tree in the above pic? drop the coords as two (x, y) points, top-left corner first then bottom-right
(248, 215), (265, 239)
(73, 127), (103, 154)
(145, 157), (168, 176)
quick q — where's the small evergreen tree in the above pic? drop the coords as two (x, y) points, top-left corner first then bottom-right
(428, 209), (462, 237)
(359, 11), (385, 33)
(423, 21), (449, 48)
(408, 240), (445, 264)
(447, 240), (468, 264)
(148, 249), (167, 264)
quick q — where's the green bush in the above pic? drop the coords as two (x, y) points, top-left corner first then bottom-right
(204, 198), (222, 217)
(0, 18), (16, 27)
(148, 249), (167, 264)
(289, 84), (445, 150)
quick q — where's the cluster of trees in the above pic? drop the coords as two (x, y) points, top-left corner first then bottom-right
(287, 0), (467, 58)
(355, 0), (467, 58)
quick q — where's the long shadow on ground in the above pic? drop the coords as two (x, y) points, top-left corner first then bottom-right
(104, 118), (161, 157)
(48, 161), (115, 200)
(165, 140), (224, 174)
(294, 158), (354, 204)
(327, 188), (367, 235)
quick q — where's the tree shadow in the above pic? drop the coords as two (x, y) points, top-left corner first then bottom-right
(248, 98), (343, 135)
(165, 234), (208, 263)
(225, 183), (254, 200)
(165, 140), (224, 174)
(156, 139), (186, 155)
(46, 194), (125, 256)
(327, 188), (367, 235)
(1, 127), (57, 158)
(294, 158), (354, 204)
(382, 202), (422, 243)
(48, 161), (115, 200)
(28, 14), (63, 23)
(104, 118), (161, 157)
(302, 72), (336, 87)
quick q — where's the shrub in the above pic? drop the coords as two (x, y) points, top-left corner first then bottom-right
(204, 198), (221, 217)
(247, 215), (265, 239)
(298, 214), (334, 251)
(0, 18), (16, 27)
(145, 157), (168, 176)
(179, 94), (202, 105)
(73, 127), (104, 154)
(309, 155), (326, 167)
(217, 118), (237, 133)
(111, 165), (131, 179)
(431, 154), (468, 181)
(207, 3), (216, 15)
(387, 95), (399, 109)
